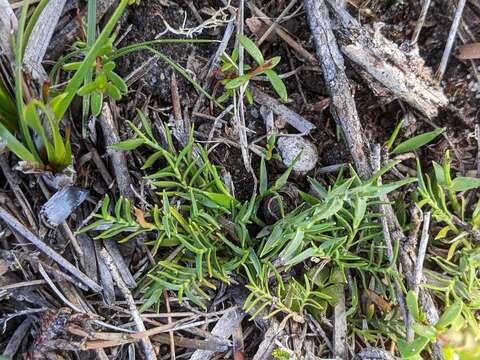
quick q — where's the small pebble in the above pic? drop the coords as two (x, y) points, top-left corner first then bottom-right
(277, 136), (318, 174)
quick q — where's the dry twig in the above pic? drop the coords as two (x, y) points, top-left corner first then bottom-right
(0, 206), (102, 292)
(99, 249), (157, 360)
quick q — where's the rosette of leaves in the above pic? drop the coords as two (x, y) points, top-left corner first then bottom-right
(217, 35), (287, 104)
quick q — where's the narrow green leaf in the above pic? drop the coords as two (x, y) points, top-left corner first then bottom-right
(406, 290), (419, 321)
(265, 69), (288, 102)
(110, 138), (144, 150)
(450, 177), (480, 192)
(224, 75), (250, 90)
(0, 122), (37, 162)
(432, 161), (445, 186)
(239, 35), (264, 65)
(78, 81), (98, 96)
(91, 91), (103, 117)
(412, 323), (437, 341)
(386, 118), (404, 151)
(280, 228), (305, 263)
(391, 128), (444, 155)
(106, 83), (122, 101)
(260, 157), (268, 196)
(108, 71), (128, 93)
(436, 300), (462, 329)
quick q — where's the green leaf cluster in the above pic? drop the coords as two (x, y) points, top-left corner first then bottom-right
(217, 35), (288, 104)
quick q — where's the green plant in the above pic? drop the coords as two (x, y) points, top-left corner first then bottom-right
(272, 348), (296, 360)
(416, 150), (480, 237)
(79, 113), (417, 323)
(64, 53), (128, 117)
(59, 30), (217, 136)
(400, 291), (480, 359)
(0, 0), (72, 171)
(392, 151), (480, 358)
(216, 35), (287, 104)
(387, 125), (444, 155)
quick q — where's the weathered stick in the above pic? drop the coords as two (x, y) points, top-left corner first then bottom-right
(189, 307), (245, 360)
(248, 4), (317, 65)
(304, 2), (368, 357)
(413, 211), (431, 296)
(0, 206), (102, 292)
(304, 0), (371, 179)
(436, 0), (467, 80)
(411, 0), (432, 44)
(192, 18), (235, 117)
(0, 155), (37, 231)
(251, 85), (315, 134)
(257, 0), (298, 46)
(100, 102), (134, 200)
(325, 0), (448, 118)
(99, 249), (157, 360)
(46, 0), (116, 60)
(0, 0), (16, 61)
(24, 0), (67, 81)
(333, 289), (348, 359)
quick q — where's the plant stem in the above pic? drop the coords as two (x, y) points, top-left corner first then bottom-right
(15, 0), (42, 163)
(82, 0), (97, 138)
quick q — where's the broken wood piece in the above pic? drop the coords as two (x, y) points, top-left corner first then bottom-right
(456, 42), (480, 59)
(0, 205), (102, 292)
(2, 317), (32, 358)
(333, 289), (348, 359)
(325, 0), (448, 118)
(94, 239), (116, 304)
(436, 0), (467, 80)
(76, 233), (98, 283)
(100, 102), (134, 200)
(24, 0), (67, 82)
(192, 17), (235, 117)
(0, 0), (17, 62)
(304, 0), (371, 179)
(353, 347), (398, 360)
(0, 154), (37, 232)
(251, 85), (315, 134)
(99, 248), (157, 360)
(189, 307), (245, 360)
(46, 0), (117, 60)
(104, 239), (136, 288)
(413, 211), (431, 296)
(40, 186), (88, 227)
(252, 318), (284, 360)
(411, 0), (432, 45)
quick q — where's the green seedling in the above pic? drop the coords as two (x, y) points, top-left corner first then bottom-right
(216, 35), (288, 104)
(399, 291), (480, 359)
